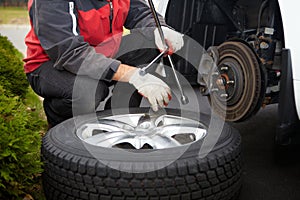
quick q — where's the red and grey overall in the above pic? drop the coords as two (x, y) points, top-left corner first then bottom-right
(24, 0), (165, 127)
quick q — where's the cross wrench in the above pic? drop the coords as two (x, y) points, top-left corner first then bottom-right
(141, 0), (189, 105)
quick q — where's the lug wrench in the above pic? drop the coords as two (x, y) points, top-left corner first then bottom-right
(141, 0), (189, 105)
(139, 49), (167, 76)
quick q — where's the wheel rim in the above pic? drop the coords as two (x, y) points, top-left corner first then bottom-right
(76, 114), (207, 149)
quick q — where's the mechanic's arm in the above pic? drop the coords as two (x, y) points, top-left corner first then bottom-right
(31, 0), (119, 81)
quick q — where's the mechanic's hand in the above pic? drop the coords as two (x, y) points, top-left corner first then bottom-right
(154, 26), (184, 55)
(129, 69), (172, 111)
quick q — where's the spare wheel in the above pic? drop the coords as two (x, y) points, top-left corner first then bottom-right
(41, 108), (242, 200)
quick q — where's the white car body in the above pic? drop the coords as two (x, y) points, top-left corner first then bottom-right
(152, 0), (168, 17)
(278, 0), (300, 119)
(154, 0), (300, 120)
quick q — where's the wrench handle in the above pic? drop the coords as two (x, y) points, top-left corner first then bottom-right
(148, 0), (167, 49)
(140, 49), (168, 76)
(167, 55), (189, 105)
(147, 0), (189, 105)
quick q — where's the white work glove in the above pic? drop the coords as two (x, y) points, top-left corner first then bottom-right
(154, 26), (184, 55)
(129, 69), (171, 111)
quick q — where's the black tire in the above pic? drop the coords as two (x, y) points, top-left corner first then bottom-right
(41, 108), (242, 200)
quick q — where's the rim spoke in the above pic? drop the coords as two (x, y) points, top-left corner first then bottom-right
(112, 137), (147, 149)
(149, 134), (182, 149)
(80, 120), (134, 139)
(155, 124), (207, 141)
(98, 119), (135, 131)
(155, 115), (197, 126)
(84, 131), (134, 147)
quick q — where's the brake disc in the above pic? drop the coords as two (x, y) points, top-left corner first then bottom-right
(208, 41), (265, 122)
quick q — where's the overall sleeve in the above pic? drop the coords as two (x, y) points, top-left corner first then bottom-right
(31, 0), (120, 81)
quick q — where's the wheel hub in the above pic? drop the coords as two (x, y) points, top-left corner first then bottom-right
(212, 61), (244, 106)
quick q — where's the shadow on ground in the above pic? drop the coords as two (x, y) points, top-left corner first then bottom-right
(232, 104), (300, 200)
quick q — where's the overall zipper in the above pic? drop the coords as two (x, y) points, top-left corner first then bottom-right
(109, 1), (113, 33)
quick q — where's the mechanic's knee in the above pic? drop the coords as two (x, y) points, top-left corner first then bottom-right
(72, 80), (109, 114)
(43, 98), (73, 127)
(44, 81), (109, 126)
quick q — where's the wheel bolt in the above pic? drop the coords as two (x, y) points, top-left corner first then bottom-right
(221, 66), (229, 71)
(220, 93), (228, 98)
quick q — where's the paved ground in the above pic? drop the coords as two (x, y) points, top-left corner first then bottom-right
(0, 24), (29, 56)
(234, 104), (300, 200)
(168, 87), (300, 200)
(1, 25), (300, 200)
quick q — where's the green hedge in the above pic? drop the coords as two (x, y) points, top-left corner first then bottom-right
(0, 36), (28, 97)
(0, 35), (47, 199)
(0, 86), (44, 199)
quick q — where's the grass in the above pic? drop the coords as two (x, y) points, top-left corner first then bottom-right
(23, 87), (47, 126)
(0, 6), (29, 25)
(23, 88), (47, 200)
